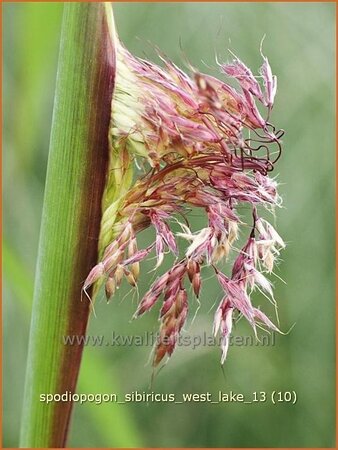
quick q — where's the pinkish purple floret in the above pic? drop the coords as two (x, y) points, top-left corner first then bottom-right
(83, 43), (285, 367)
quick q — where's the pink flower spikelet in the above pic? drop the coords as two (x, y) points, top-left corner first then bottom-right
(84, 43), (285, 366)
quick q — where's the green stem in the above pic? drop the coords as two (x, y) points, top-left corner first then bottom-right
(20, 4), (116, 447)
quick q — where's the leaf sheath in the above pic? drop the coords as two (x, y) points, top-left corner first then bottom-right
(20, 4), (116, 447)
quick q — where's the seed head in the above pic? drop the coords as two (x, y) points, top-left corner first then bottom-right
(83, 38), (285, 367)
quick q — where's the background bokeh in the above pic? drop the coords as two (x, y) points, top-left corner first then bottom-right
(3, 2), (336, 448)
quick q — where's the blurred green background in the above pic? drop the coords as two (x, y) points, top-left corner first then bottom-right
(3, 2), (335, 448)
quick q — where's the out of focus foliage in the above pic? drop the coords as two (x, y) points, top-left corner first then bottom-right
(3, 3), (335, 447)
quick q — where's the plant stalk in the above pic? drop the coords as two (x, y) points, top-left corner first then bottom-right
(20, 3), (116, 447)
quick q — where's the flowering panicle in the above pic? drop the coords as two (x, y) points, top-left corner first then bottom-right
(84, 38), (285, 367)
